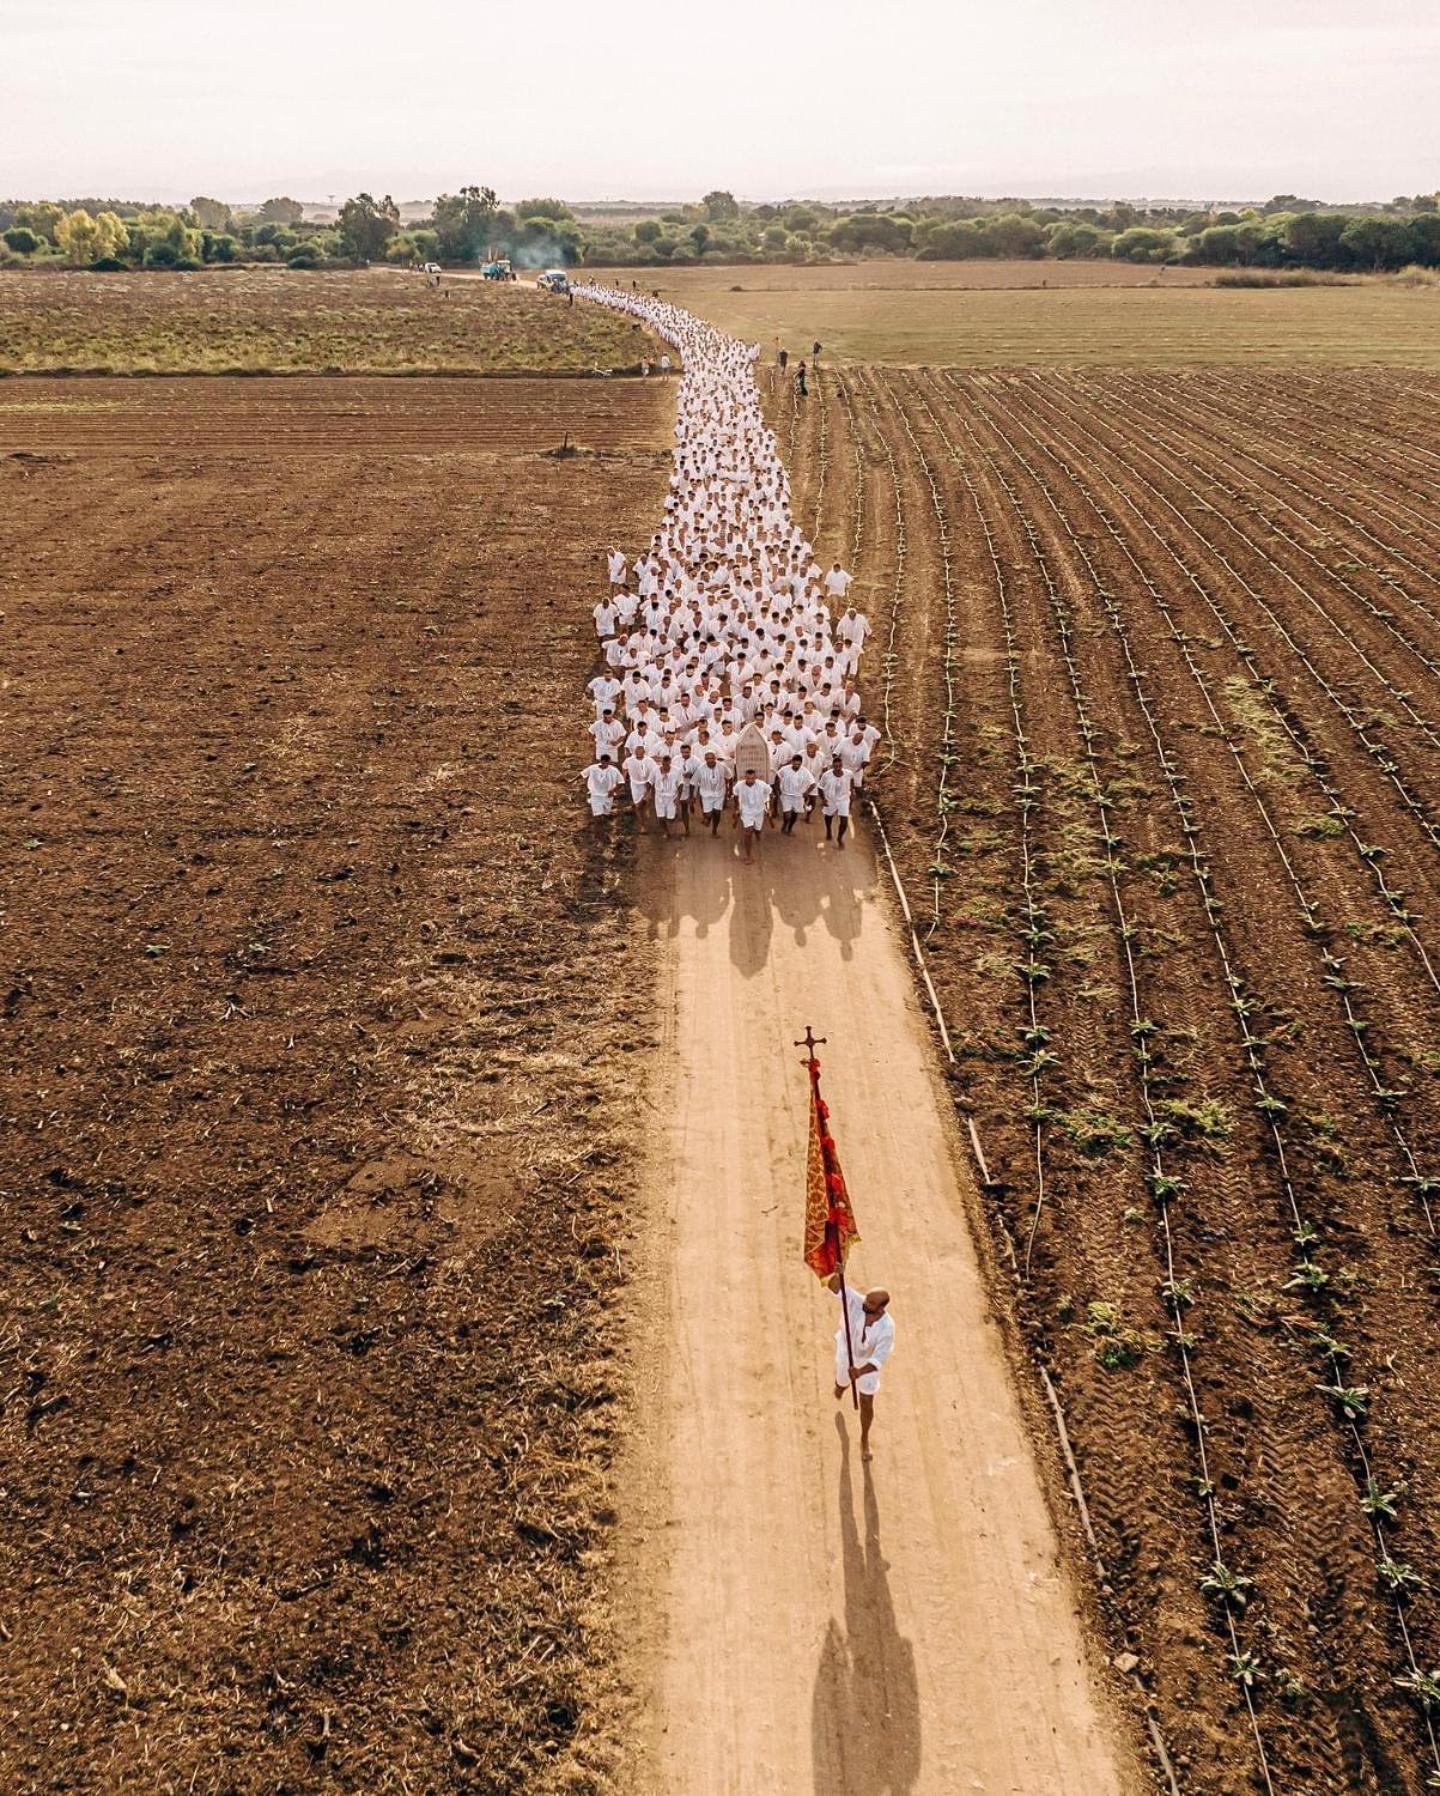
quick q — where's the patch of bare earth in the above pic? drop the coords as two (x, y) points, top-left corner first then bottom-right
(0, 376), (669, 1792)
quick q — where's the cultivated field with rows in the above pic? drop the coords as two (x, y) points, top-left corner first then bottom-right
(777, 353), (1440, 1791)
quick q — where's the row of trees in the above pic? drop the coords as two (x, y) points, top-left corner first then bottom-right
(4, 188), (1440, 274)
(1, 197), (331, 269)
(581, 191), (1440, 270)
(0, 189), (586, 272)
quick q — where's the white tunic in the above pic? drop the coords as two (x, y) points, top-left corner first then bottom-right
(621, 751), (653, 800)
(585, 763), (622, 815)
(735, 778), (771, 829)
(834, 1286), (894, 1396)
(651, 766), (684, 819)
(777, 764), (816, 810)
(574, 285), (871, 828)
(694, 761), (730, 809)
(819, 768), (853, 817)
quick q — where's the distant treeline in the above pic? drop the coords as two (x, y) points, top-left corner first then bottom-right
(4, 187), (1440, 274)
(0, 190), (581, 273)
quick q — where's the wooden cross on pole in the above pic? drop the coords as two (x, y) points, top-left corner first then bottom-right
(795, 1023), (858, 1407)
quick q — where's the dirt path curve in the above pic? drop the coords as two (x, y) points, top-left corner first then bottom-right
(622, 822), (1143, 1795)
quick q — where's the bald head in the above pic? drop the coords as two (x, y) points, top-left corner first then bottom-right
(863, 1289), (890, 1315)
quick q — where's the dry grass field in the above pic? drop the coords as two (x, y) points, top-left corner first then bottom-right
(776, 358), (1440, 1793)
(0, 267), (652, 374)
(0, 372), (672, 1793)
(643, 261), (1440, 366)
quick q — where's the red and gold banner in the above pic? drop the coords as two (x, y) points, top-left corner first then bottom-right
(802, 1056), (860, 1279)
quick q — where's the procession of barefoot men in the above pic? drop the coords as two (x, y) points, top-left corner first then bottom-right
(572, 283), (898, 1446)
(577, 287), (876, 862)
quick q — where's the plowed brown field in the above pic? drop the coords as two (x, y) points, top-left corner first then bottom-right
(778, 362), (1440, 1794)
(0, 375), (670, 455)
(0, 376), (671, 1793)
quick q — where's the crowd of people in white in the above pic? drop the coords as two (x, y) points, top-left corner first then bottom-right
(576, 286), (875, 860)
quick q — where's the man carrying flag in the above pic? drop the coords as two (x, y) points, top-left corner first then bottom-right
(827, 1277), (893, 1463)
(800, 1028), (895, 1462)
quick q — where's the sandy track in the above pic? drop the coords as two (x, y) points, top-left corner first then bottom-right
(621, 823), (1139, 1794)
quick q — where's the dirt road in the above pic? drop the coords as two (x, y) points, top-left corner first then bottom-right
(621, 821), (1142, 1794)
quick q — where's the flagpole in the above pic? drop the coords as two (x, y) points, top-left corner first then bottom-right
(798, 1026), (859, 1411)
(836, 1258), (860, 1412)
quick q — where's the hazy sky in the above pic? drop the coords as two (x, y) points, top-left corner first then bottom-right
(7, 0), (1437, 204)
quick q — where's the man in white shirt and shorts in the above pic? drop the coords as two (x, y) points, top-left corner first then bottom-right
(827, 1275), (894, 1462)
(621, 746), (655, 831)
(776, 754), (816, 836)
(583, 755), (623, 829)
(732, 766), (772, 863)
(651, 753), (684, 840)
(819, 755), (854, 847)
(694, 751), (730, 837)
(825, 562), (854, 604)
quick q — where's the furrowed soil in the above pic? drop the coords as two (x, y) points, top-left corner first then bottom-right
(0, 267), (653, 374)
(775, 361), (1440, 1792)
(0, 374), (672, 1792)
